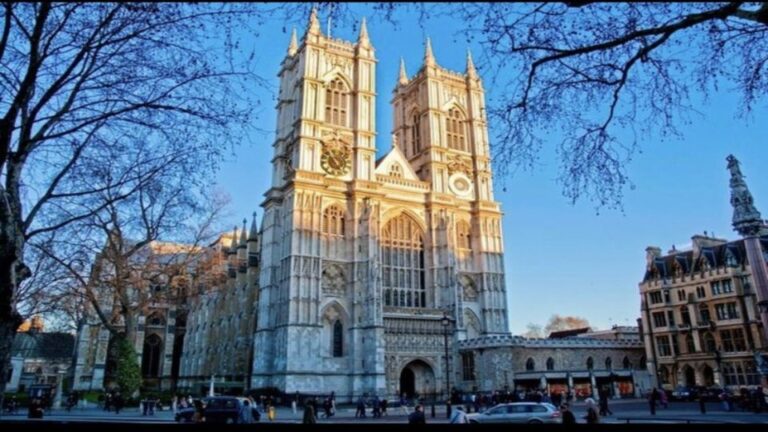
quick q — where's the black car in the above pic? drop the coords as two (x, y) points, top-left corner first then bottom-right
(175, 397), (261, 424)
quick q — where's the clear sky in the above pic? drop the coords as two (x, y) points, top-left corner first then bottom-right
(214, 5), (768, 335)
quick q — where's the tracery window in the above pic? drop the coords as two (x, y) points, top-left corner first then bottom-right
(446, 108), (466, 151)
(322, 205), (345, 236)
(325, 78), (349, 127)
(456, 221), (471, 250)
(382, 213), (426, 308)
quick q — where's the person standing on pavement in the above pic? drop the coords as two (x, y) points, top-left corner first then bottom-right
(356, 395), (367, 418)
(408, 404), (426, 424)
(239, 399), (255, 424)
(381, 398), (388, 416)
(113, 392), (124, 414)
(659, 387), (668, 409)
(560, 403), (577, 424)
(598, 389), (613, 416)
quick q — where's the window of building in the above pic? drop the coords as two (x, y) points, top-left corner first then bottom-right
(677, 290), (686, 302)
(725, 251), (739, 267)
(332, 320), (343, 357)
(652, 312), (667, 328)
(649, 291), (663, 304)
(659, 366), (671, 384)
(671, 335), (679, 355)
(411, 112), (421, 154)
(526, 358), (535, 371)
(744, 361), (761, 385)
(685, 334), (696, 353)
(462, 352), (476, 381)
(656, 336), (672, 357)
(702, 332), (716, 353)
(664, 290), (671, 303)
(667, 310), (676, 327)
(711, 281), (722, 296)
(715, 302), (739, 321)
(322, 205), (345, 236)
(605, 357), (612, 370)
(680, 306), (691, 326)
(546, 357), (555, 371)
(382, 213), (426, 308)
(622, 356), (632, 369)
(446, 108), (466, 151)
(699, 304), (711, 324)
(586, 357), (594, 370)
(696, 286), (706, 299)
(389, 163), (403, 178)
(721, 279), (733, 293)
(456, 221), (472, 250)
(142, 334), (162, 377)
(325, 78), (349, 127)
(720, 328), (746, 352)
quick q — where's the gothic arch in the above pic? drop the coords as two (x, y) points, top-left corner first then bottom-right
(463, 308), (482, 339)
(322, 264), (346, 297)
(320, 301), (350, 358)
(381, 212), (427, 308)
(322, 71), (353, 90)
(380, 208), (427, 234)
(441, 101), (468, 117)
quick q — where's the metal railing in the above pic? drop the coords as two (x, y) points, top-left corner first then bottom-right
(617, 417), (741, 424)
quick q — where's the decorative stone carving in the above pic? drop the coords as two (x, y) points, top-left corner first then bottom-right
(727, 154), (764, 236)
(446, 155), (472, 176)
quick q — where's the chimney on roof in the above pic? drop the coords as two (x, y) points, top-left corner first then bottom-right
(668, 244), (677, 254)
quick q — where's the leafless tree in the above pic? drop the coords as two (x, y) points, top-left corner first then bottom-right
(0, 2), (272, 397)
(449, 2), (768, 209)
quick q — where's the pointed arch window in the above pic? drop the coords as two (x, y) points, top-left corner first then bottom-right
(446, 108), (466, 151)
(411, 112), (421, 154)
(382, 213), (426, 308)
(322, 205), (345, 237)
(586, 357), (594, 370)
(456, 221), (472, 250)
(622, 356), (631, 369)
(526, 358), (535, 371)
(389, 163), (403, 178)
(605, 357), (612, 370)
(332, 320), (343, 357)
(546, 358), (555, 371)
(142, 334), (162, 378)
(325, 78), (349, 127)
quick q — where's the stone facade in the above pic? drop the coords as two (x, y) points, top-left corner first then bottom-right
(178, 218), (261, 394)
(252, 11), (508, 401)
(639, 155), (768, 391)
(458, 335), (651, 399)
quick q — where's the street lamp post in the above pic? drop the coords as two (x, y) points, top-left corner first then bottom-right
(441, 312), (454, 401)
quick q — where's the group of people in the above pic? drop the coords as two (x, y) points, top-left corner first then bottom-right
(101, 391), (125, 414)
(354, 394), (388, 418)
(301, 392), (338, 423)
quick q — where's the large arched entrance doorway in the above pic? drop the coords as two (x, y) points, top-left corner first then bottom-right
(702, 365), (715, 386)
(399, 360), (435, 399)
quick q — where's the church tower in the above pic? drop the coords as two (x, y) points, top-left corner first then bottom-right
(254, 9), (385, 396)
(254, 14), (508, 400)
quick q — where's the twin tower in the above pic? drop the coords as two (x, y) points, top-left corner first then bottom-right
(253, 9), (509, 399)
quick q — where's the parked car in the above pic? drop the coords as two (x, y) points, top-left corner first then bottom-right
(466, 402), (561, 424)
(175, 396), (260, 423)
(671, 386), (694, 401)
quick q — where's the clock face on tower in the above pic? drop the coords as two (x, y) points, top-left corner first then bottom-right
(321, 147), (351, 176)
(448, 172), (474, 198)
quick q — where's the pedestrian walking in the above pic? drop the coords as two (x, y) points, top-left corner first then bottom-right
(302, 403), (316, 424)
(267, 403), (276, 421)
(28, 398), (44, 419)
(356, 395), (367, 418)
(193, 399), (206, 423)
(583, 398), (599, 424)
(598, 389), (613, 416)
(239, 399), (255, 424)
(292, 392), (298, 415)
(381, 398), (388, 416)
(560, 403), (577, 424)
(113, 392), (124, 414)
(649, 388), (658, 415)
(322, 397), (332, 418)
(171, 395), (178, 415)
(449, 405), (468, 424)
(408, 404), (426, 424)
(699, 394), (707, 414)
(372, 395), (381, 418)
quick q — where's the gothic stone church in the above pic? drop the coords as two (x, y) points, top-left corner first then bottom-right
(252, 10), (509, 400)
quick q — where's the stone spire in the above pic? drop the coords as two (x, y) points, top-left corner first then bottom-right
(466, 48), (478, 79)
(238, 218), (247, 248)
(358, 17), (370, 47)
(398, 57), (408, 85)
(229, 225), (238, 254)
(248, 211), (259, 241)
(727, 154), (765, 236)
(424, 37), (435, 67)
(307, 6), (321, 35)
(287, 27), (298, 56)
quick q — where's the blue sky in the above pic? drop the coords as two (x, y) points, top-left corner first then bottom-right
(215, 5), (768, 335)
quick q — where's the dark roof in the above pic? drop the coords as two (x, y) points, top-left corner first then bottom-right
(548, 327), (591, 339)
(12, 332), (75, 360)
(643, 236), (768, 282)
